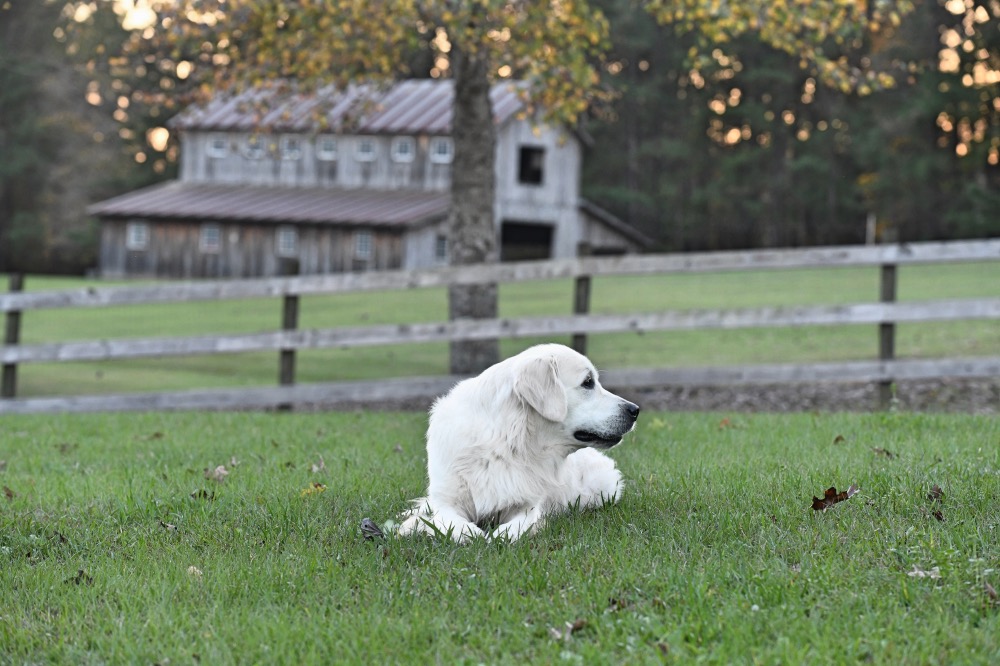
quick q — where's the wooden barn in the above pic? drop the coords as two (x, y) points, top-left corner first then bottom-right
(89, 79), (649, 279)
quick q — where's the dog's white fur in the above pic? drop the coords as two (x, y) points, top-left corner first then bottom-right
(398, 343), (639, 542)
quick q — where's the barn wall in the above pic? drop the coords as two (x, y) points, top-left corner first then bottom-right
(179, 131), (452, 193)
(100, 219), (405, 279)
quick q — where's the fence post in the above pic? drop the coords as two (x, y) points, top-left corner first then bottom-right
(878, 262), (897, 409)
(278, 292), (299, 411)
(2, 274), (24, 399)
(572, 243), (592, 355)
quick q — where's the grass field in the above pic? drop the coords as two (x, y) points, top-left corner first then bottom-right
(7, 261), (1000, 398)
(2, 411), (998, 663)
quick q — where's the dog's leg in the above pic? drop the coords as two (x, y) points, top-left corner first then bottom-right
(552, 448), (623, 512)
(490, 505), (544, 542)
(397, 499), (484, 543)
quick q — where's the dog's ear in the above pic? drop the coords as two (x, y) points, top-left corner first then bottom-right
(514, 355), (568, 422)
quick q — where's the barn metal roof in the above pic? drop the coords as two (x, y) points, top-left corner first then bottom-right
(87, 181), (449, 228)
(169, 79), (526, 135)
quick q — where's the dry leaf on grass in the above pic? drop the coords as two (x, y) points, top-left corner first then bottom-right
(927, 484), (945, 502)
(548, 619), (587, 641)
(985, 581), (998, 604)
(3, 485), (14, 501)
(907, 565), (941, 579)
(66, 569), (93, 585)
(204, 465), (228, 483)
(300, 482), (326, 497)
(187, 566), (203, 580)
(871, 447), (895, 459)
(811, 484), (860, 511)
(360, 518), (385, 540)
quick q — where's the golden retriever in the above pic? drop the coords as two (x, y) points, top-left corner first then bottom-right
(398, 343), (640, 542)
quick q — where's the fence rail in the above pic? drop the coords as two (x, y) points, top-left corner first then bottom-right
(2, 238), (999, 414)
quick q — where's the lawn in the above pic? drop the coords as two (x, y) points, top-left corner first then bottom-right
(2, 411), (998, 663)
(6, 261), (1000, 398)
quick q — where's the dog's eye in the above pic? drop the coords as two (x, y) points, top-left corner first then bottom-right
(581, 374), (595, 390)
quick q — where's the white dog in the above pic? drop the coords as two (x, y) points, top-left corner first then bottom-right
(397, 343), (639, 542)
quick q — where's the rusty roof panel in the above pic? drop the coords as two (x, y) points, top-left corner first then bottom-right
(170, 79), (526, 135)
(88, 181), (449, 228)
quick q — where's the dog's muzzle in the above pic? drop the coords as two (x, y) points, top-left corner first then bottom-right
(573, 401), (640, 448)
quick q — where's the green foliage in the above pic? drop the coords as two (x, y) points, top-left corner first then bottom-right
(585, 0), (1000, 249)
(1, 411), (998, 662)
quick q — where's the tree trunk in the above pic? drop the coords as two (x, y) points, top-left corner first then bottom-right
(447, 46), (499, 374)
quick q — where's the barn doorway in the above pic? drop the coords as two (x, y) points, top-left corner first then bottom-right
(500, 221), (553, 261)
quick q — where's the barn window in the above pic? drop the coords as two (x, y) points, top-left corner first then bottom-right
(316, 135), (338, 161)
(355, 136), (376, 162)
(518, 146), (545, 185)
(434, 234), (448, 263)
(200, 224), (221, 253)
(355, 231), (373, 260)
(207, 134), (228, 158)
(276, 226), (298, 257)
(390, 137), (415, 163)
(125, 221), (149, 250)
(281, 136), (302, 160)
(430, 137), (453, 164)
(243, 134), (265, 159)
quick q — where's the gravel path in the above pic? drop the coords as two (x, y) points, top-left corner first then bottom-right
(625, 378), (1000, 414)
(316, 378), (999, 414)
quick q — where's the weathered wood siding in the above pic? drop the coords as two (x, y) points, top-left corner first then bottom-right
(100, 220), (403, 279)
(179, 131), (453, 192)
(495, 121), (583, 259)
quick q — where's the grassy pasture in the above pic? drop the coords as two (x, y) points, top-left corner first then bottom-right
(7, 261), (1000, 398)
(1, 411), (998, 663)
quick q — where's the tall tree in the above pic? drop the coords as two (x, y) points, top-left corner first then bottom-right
(77, 0), (611, 373)
(1, 1), (136, 274)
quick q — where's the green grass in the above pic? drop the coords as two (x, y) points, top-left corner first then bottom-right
(1, 411), (998, 663)
(7, 261), (1000, 397)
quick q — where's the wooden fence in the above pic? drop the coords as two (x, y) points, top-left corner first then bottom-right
(2, 239), (999, 414)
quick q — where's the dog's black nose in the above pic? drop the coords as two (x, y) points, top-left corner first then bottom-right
(625, 402), (640, 419)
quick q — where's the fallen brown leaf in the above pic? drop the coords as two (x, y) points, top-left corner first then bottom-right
(548, 619), (587, 641)
(833, 434), (846, 444)
(300, 482), (326, 497)
(66, 569), (93, 586)
(811, 484), (860, 511)
(907, 565), (941, 579)
(985, 581), (998, 604)
(871, 447), (895, 459)
(360, 518), (385, 540)
(927, 485), (944, 502)
(3, 485), (14, 501)
(204, 465), (228, 483)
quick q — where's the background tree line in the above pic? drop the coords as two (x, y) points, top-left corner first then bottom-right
(1, 0), (997, 276)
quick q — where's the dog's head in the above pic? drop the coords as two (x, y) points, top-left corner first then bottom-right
(512, 344), (639, 449)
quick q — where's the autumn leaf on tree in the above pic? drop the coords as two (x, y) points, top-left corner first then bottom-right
(811, 484), (860, 511)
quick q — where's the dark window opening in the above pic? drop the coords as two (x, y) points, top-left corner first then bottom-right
(501, 221), (553, 261)
(518, 146), (545, 185)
